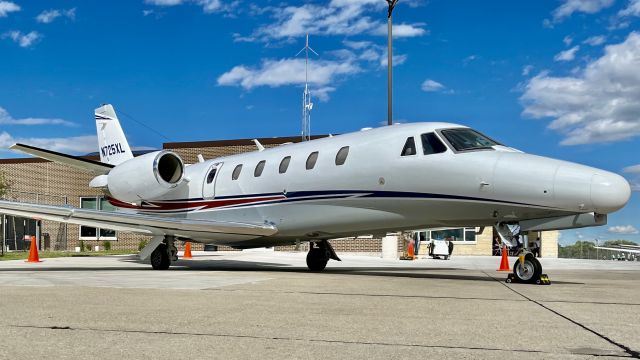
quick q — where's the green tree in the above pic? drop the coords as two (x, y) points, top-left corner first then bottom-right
(603, 240), (638, 247)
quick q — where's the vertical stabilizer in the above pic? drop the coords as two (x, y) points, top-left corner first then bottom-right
(95, 104), (133, 165)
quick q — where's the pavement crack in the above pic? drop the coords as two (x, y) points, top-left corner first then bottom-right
(11, 324), (628, 357)
(483, 271), (640, 359)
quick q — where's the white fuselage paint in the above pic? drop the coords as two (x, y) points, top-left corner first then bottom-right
(108, 123), (631, 247)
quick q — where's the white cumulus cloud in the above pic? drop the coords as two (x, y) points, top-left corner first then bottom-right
(551, 0), (614, 22)
(583, 35), (607, 46)
(0, 1), (19, 17)
(0, 132), (97, 155)
(421, 79), (446, 92)
(619, 0), (640, 17)
(217, 58), (360, 101)
(521, 32), (640, 145)
(0, 106), (74, 126)
(554, 45), (580, 61)
(623, 164), (640, 174)
(36, 8), (76, 23)
(608, 225), (639, 234)
(144, 0), (227, 14)
(2, 31), (42, 48)
(522, 65), (534, 76)
(241, 0), (426, 42)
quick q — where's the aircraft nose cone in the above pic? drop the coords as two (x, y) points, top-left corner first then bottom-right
(591, 172), (631, 213)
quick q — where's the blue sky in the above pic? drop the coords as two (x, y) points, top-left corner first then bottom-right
(0, 0), (638, 244)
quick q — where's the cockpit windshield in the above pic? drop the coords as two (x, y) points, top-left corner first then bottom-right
(440, 128), (501, 152)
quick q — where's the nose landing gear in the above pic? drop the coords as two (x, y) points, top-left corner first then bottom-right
(506, 252), (550, 285)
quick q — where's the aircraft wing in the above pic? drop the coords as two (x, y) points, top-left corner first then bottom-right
(594, 246), (640, 254)
(10, 143), (113, 175)
(0, 200), (278, 239)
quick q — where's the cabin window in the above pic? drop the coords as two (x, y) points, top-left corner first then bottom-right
(421, 133), (447, 155)
(279, 156), (291, 174)
(335, 146), (349, 166)
(206, 168), (217, 184)
(306, 152), (319, 170)
(401, 137), (417, 156)
(232, 164), (242, 180)
(254, 160), (266, 177)
(440, 128), (501, 152)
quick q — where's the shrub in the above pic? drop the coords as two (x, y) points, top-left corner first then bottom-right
(138, 239), (148, 252)
(103, 241), (111, 251)
(79, 240), (84, 252)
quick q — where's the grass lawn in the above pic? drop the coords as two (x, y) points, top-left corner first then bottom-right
(0, 250), (137, 261)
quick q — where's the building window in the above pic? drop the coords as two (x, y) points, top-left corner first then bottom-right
(254, 160), (266, 177)
(279, 156), (291, 174)
(335, 146), (349, 166)
(427, 227), (477, 243)
(232, 164), (242, 180)
(401, 137), (417, 156)
(306, 152), (319, 170)
(421, 133), (447, 155)
(79, 197), (116, 240)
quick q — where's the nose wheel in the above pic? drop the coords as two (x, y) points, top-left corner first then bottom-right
(506, 253), (549, 285)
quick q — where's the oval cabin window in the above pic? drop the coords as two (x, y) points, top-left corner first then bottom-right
(279, 156), (291, 174)
(306, 152), (319, 170)
(232, 164), (242, 180)
(254, 160), (266, 177)
(335, 146), (349, 166)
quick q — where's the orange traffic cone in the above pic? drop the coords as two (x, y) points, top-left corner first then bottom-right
(26, 236), (42, 263)
(407, 241), (415, 260)
(497, 245), (510, 271)
(183, 241), (192, 259)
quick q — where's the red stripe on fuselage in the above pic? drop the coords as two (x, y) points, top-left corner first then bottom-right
(106, 195), (285, 212)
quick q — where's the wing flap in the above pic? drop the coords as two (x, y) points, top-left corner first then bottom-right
(10, 143), (113, 175)
(0, 200), (278, 238)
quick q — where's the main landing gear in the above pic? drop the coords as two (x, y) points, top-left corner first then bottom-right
(306, 240), (341, 272)
(150, 236), (178, 270)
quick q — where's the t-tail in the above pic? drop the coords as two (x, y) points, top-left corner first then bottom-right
(95, 104), (133, 166)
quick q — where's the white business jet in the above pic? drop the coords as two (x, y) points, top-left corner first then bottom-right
(0, 104), (631, 282)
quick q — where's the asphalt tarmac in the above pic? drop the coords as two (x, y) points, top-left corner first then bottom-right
(0, 252), (638, 359)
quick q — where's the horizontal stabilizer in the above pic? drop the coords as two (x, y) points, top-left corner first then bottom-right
(9, 143), (114, 175)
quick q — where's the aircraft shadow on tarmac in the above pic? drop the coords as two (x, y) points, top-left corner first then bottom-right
(0, 255), (584, 285)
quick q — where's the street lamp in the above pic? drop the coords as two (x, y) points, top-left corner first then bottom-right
(386, 0), (398, 126)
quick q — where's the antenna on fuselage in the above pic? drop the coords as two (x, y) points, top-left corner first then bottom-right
(296, 33), (318, 142)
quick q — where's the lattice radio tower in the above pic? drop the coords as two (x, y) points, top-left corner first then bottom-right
(296, 34), (318, 141)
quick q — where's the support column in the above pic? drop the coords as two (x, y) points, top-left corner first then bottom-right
(382, 233), (399, 259)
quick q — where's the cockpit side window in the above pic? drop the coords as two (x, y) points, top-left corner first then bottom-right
(401, 137), (417, 156)
(440, 128), (501, 152)
(421, 133), (447, 155)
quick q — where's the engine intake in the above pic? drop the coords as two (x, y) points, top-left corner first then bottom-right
(107, 150), (184, 202)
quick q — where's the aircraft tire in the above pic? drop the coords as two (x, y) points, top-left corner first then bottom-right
(150, 244), (171, 270)
(512, 255), (540, 283)
(306, 248), (329, 272)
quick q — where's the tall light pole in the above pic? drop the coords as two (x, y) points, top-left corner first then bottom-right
(386, 0), (398, 126)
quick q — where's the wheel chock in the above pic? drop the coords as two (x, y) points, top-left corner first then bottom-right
(505, 273), (551, 285)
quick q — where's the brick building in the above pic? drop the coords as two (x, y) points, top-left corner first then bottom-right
(0, 135), (558, 257)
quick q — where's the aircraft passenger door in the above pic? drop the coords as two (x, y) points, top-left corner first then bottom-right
(202, 162), (223, 199)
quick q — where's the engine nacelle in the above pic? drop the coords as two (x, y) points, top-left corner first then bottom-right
(107, 150), (184, 202)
